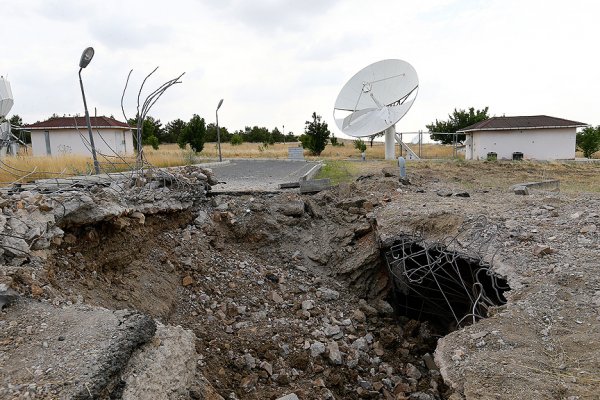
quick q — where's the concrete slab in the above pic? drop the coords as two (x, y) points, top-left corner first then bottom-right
(0, 300), (155, 399)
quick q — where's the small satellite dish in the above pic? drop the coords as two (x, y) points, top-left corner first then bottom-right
(334, 59), (418, 138)
(0, 77), (14, 118)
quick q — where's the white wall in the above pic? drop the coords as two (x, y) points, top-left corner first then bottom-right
(465, 128), (576, 160)
(31, 128), (134, 157)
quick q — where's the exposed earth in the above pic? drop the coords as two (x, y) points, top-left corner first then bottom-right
(1, 161), (599, 399)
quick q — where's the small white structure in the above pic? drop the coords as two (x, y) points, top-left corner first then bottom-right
(459, 115), (587, 161)
(25, 116), (134, 157)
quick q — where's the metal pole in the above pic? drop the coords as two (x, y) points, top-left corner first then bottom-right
(216, 109), (222, 162)
(78, 68), (100, 174)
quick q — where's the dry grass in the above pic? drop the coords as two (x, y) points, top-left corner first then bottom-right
(317, 159), (600, 193)
(195, 140), (457, 160)
(3, 143), (598, 193)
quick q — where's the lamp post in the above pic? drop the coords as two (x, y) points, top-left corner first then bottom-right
(78, 47), (100, 174)
(216, 99), (224, 162)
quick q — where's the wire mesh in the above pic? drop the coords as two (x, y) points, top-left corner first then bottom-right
(385, 216), (509, 329)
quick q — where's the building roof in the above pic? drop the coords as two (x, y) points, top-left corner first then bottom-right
(24, 116), (130, 130)
(458, 115), (587, 133)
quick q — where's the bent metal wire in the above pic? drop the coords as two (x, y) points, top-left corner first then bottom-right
(384, 216), (509, 328)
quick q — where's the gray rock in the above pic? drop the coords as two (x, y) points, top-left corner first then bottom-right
(318, 287), (340, 301)
(405, 363), (422, 380)
(514, 186), (529, 195)
(327, 341), (342, 365)
(302, 300), (315, 311)
(351, 337), (369, 352)
(275, 394), (299, 400)
(310, 341), (326, 357)
(324, 324), (341, 337)
(279, 200), (305, 217)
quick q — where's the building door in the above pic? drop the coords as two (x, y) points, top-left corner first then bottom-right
(44, 130), (51, 155)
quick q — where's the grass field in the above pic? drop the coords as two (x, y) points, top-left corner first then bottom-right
(316, 159), (600, 193)
(1, 142), (599, 193)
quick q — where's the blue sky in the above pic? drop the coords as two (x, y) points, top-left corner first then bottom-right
(2, 0), (598, 138)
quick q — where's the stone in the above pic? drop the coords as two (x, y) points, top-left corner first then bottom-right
(244, 353), (256, 369)
(130, 211), (145, 225)
(324, 324), (341, 337)
(352, 309), (367, 323)
(453, 191), (470, 198)
(239, 374), (258, 391)
(302, 300), (315, 311)
(358, 299), (378, 316)
(194, 210), (209, 226)
(182, 276), (194, 287)
(327, 341), (342, 365)
(405, 363), (421, 380)
(436, 190), (453, 197)
(423, 353), (438, 371)
(31, 285), (44, 297)
(279, 200), (305, 217)
(351, 337), (369, 352)
(260, 361), (273, 375)
(271, 291), (284, 304)
(375, 299), (394, 315)
(317, 287), (340, 301)
(514, 186), (529, 195)
(275, 394), (300, 400)
(310, 341), (326, 357)
(533, 244), (556, 257)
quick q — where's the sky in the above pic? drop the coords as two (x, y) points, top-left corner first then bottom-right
(2, 0), (599, 139)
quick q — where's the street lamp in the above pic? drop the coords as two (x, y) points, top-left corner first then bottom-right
(216, 99), (224, 162)
(78, 47), (100, 174)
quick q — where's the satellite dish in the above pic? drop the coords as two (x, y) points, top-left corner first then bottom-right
(333, 59), (418, 138)
(0, 77), (14, 118)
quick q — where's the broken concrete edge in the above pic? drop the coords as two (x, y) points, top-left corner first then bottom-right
(72, 311), (157, 399)
(299, 162), (323, 182)
(299, 178), (331, 194)
(509, 179), (560, 192)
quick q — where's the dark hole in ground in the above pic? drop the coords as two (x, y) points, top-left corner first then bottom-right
(384, 235), (510, 335)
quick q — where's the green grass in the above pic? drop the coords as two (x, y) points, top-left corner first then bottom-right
(316, 161), (359, 185)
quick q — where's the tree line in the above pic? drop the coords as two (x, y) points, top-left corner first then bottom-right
(9, 110), (599, 158)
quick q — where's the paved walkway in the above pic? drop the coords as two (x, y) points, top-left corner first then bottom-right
(208, 159), (319, 192)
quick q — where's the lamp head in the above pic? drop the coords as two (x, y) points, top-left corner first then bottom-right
(217, 99), (224, 111)
(79, 47), (95, 68)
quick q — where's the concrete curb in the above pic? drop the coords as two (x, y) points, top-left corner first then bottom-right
(191, 160), (231, 168)
(510, 179), (560, 193)
(300, 162), (323, 181)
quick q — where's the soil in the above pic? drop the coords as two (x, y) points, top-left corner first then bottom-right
(2, 162), (600, 399)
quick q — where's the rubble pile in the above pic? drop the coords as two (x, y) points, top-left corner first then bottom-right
(2, 164), (600, 399)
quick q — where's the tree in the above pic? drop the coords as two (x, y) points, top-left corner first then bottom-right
(271, 127), (285, 143)
(163, 119), (187, 143)
(230, 134), (243, 146)
(206, 123), (231, 143)
(178, 114), (206, 152)
(300, 112), (330, 156)
(427, 107), (489, 144)
(576, 126), (600, 158)
(354, 138), (367, 153)
(128, 115), (162, 150)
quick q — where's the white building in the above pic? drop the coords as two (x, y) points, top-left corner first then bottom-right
(25, 116), (134, 157)
(459, 115), (587, 161)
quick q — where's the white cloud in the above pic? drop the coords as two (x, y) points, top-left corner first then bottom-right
(1, 0), (598, 137)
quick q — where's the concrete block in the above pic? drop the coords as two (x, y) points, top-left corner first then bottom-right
(513, 186), (529, 195)
(299, 179), (331, 193)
